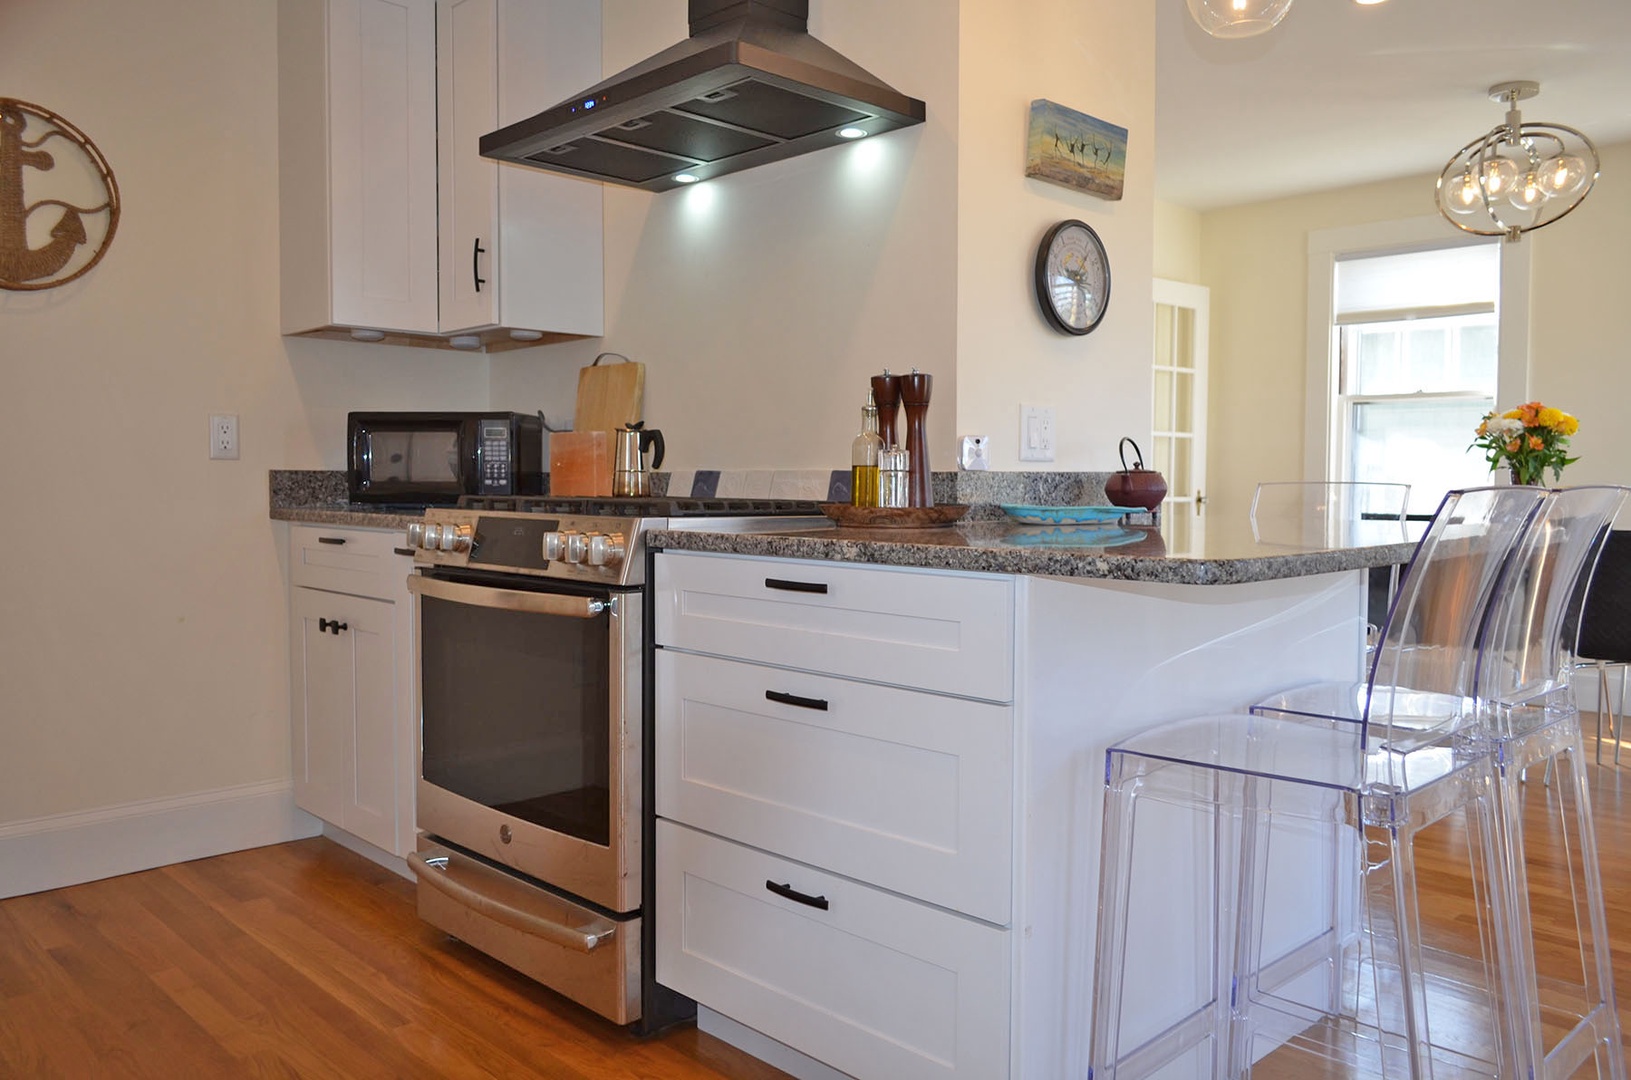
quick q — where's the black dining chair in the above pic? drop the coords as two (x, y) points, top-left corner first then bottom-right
(1573, 528), (1631, 764)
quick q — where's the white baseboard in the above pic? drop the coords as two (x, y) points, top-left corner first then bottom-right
(0, 779), (322, 899)
(697, 1006), (854, 1080)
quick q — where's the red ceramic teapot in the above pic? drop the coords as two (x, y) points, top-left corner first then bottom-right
(1104, 437), (1168, 512)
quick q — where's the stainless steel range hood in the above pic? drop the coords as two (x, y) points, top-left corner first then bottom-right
(478, 0), (925, 193)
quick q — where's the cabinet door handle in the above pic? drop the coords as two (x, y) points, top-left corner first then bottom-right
(765, 690), (828, 712)
(318, 618), (349, 635)
(473, 237), (486, 292)
(316, 536), (347, 545)
(393, 547), (415, 556)
(764, 577), (827, 594)
(766, 880), (829, 911)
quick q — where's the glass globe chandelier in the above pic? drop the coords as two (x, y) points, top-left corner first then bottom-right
(1436, 81), (1599, 241)
(1185, 0), (1294, 38)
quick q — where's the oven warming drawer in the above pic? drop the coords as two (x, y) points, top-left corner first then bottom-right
(409, 839), (640, 1024)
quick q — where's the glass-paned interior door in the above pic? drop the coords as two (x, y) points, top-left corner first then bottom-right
(1152, 279), (1210, 556)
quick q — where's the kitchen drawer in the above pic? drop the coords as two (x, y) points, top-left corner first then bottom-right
(289, 524), (414, 600)
(653, 551), (1014, 702)
(656, 820), (1010, 1080)
(656, 650), (1013, 924)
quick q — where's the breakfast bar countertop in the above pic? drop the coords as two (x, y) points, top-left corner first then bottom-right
(648, 518), (1418, 587)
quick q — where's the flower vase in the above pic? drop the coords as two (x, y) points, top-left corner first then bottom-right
(1509, 467), (1546, 487)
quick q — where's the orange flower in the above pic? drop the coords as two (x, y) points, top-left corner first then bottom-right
(1528, 434), (1544, 451)
(1506, 438), (1522, 453)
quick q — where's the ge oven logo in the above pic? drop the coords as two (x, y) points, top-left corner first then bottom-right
(0, 98), (120, 291)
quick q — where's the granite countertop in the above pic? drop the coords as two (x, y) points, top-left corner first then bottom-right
(269, 470), (425, 530)
(649, 518), (1418, 587)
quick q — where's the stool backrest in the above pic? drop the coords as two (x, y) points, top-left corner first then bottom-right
(1572, 528), (1631, 665)
(1365, 486), (1548, 772)
(1477, 486), (1628, 712)
(1250, 481), (1412, 548)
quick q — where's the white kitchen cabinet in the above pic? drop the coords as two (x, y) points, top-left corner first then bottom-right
(436, 0), (603, 340)
(287, 525), (417, 857)
(277, 0), (603, 349)
(654, 551), (1016, 1080)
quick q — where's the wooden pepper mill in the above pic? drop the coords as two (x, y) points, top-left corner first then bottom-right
(899, 369), (933, 508)
(870, 370), (902, 453)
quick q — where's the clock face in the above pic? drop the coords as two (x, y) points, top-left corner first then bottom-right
(1035, 220), (1110, 335)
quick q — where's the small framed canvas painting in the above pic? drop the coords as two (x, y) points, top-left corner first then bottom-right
(1025, 99), (1127, 201)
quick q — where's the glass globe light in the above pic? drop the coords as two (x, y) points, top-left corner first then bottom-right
(1479, 156), (1519, 198)
(1439, 169), (1483, 217)
(1509, 169), (1547, 211)
(1185, 0), (1294, 39)
(1540, 153), (1589, 199)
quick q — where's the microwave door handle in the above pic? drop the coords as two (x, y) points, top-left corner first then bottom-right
(407, 574), (609, 618)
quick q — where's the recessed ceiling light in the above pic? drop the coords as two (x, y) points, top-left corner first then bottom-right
(837, 127), (868, 139)
(673, 172), (700, 184)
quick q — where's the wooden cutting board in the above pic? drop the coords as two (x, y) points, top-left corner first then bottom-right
(574, 358), (644, 434)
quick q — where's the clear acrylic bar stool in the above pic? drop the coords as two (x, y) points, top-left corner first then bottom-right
(1250, 481), (1412, 648)
(1474, 487), (1628, 1080)
(1089, 488), (1545, 1080)
(1570, 530), (1631, 766)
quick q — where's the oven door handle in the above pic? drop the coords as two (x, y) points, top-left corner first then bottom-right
(407, 574), (610, 618)
(407, 852), (615, 953)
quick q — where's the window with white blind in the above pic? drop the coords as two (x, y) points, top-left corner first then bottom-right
(1331, 242), (1502, 517)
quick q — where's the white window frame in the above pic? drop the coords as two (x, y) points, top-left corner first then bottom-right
(1303, 216), (1531, 484)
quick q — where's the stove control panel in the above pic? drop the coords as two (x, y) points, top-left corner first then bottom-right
(408, 509), (647, 585)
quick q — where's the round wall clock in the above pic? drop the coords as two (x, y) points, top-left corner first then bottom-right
(1034, 219), (1110, 335)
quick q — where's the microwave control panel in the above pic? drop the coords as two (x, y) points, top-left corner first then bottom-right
(476, 420), (511, 494)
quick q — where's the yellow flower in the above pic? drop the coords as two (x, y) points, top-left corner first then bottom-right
(1555, 412), (1579, 436)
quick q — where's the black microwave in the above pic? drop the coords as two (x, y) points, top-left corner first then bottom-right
(347, 412), (544, 505)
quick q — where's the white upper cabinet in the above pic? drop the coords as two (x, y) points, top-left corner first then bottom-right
(437, 0), (604, 340)
(278, 0), (604, 348)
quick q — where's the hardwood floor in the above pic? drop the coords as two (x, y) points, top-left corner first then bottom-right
(0, 837), (791, 1079)
(4, 727), (1631, 1078)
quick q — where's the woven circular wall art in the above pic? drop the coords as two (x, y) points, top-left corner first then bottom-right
(1, 98), (120, 291)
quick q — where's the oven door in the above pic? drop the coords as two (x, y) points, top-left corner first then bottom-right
(408, 570), (641, 915)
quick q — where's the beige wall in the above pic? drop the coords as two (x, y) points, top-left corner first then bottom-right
(0, 0), (485, 824)
(1198, 141), (1631, 530)
(1153, 199), (1202, 283)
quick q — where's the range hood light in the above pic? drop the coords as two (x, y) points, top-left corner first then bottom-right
(480, 0), (926, 193)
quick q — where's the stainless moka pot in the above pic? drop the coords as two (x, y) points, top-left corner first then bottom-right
(612, 422), (665, 497)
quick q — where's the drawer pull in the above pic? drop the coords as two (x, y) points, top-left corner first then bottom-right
(318, 618), (348, 635)
(316, 536), (347, 545)
(764, 577), (827, 594)
(765, 690), (829, 712)
(766, 879), (829, 911)
(393, 547), (415, 556)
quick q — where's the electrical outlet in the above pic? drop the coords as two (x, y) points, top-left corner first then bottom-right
(209, 414), (239, 460)
(1019, 405), (1055, 462)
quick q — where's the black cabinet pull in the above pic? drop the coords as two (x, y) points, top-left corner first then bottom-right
(766, 880), (829, 911)
(473, 237), (486, 292)
(393, 547), (415, 556)
(316, 536), (347, 545)
(764, 577), (827, 594)
(318, 618), (349, 635)
(766, 690), (828, 712)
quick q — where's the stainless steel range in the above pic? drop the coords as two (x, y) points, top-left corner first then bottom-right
(401, 495), (823, 1027)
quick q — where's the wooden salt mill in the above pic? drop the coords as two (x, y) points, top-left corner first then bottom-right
(870, 370), (902, 453)
(899, 369), (933, 507)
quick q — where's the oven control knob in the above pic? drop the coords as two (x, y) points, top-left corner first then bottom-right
(419, 523), (442, 550)
(586, 532), (626, 567)
(542, 531), (565, 562)
(406, 522), (425, 549)
(563, 531), (588, 564)
(440, 524), (473, 553)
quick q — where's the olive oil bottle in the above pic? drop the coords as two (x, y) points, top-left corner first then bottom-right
(850, 390), (883, 506)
